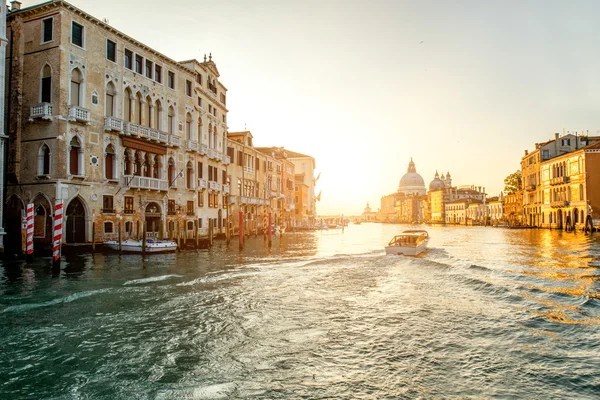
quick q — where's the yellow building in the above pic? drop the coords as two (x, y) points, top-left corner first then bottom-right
(539, 140), (600, 230)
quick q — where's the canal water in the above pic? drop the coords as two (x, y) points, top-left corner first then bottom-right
(1, 223), (599, 399)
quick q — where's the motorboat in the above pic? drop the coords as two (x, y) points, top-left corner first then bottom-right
(104, 238), (178, 253)
(385, 230), (429, 256)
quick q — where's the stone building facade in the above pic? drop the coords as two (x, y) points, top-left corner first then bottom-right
(5, 1), (231, 249)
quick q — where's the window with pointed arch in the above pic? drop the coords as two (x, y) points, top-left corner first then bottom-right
(70, 68), (82, 106)
(69, 136), (82, 175)
(168, 157), (176, 187)
(38, 143), (50, 176)
(185, 113), (192, 141)
(105, 144), (116, 180)
(124, 87), (132, 122)
(105, 82), (116, 117)
(168, 107), (175, 135)
(186, 161), (193, 189)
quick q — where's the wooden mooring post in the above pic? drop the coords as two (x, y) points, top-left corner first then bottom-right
(142, 221), (147, 255)
(118, 221), (122, 252)
(92, 222), (96, 253)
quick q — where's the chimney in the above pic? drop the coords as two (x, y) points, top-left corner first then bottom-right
(524, 149), (528, 156)
(555, 132), (559, 140)
(11, 0), (22, 11)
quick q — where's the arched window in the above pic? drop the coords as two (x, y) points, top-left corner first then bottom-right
(168, 157), (175, 187)
(213, 126), (217, 150)
(70, 68), (82, 106)
(135, 92), (143, 124)
(37, 143), (50, 175)
(186, 161), (193, 189)
(185, 113), (192, 141)
(105, 144), (116, 179)
(124, 87), (132, 122)
(154, 100), (162, 131)
(145, 96), (152, 127)
(69, 136), (82, 175)
(34, 204), (47, 238)
(105, 82), (116, 117)
(168, 107), (175, 135)
(41, 64), (52, 103)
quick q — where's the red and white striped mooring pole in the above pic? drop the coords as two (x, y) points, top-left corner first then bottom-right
(26, 203), (34, 259)
(53, 200), (64, 264)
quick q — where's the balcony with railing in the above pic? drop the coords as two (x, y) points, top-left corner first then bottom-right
(124, 122), (139, 136)
(30, 103), (53, 121)
(168, 135), (181, 147)
(139, 125), (160, 142)
(244, 166), (255, 175)
(223, 184), (230, 194)
(550, 200), (569, 208)
(104, 116), (124, 132)
(550, 176), (570, 185)
(222, 155), (231, 165)
(525, 184), (536, 191)
(158, 131), (168, 144)
(209, 181), (222, 191)
(68, 106), (91, 124)
(197, 178), (207, 190)
(186, 140), (198, 152)
(198, 144), (208, 155)
(228, 195), (237, 204)
(208, 149), (219, 160)
(122, 175), (169, 191)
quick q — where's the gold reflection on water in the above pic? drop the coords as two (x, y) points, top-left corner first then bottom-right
(509, 230), (600, 325)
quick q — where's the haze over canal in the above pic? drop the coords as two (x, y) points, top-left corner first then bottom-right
(1, 223), (600, 399)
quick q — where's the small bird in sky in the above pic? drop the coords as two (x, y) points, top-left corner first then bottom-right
(420, 41), (424, 44)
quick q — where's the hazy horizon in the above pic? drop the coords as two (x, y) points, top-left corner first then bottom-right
(15, 0), (600, 215)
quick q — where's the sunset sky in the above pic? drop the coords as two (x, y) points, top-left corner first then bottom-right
(16, 0), (600, 215)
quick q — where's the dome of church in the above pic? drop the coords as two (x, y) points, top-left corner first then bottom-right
(429, 170), (446, 191)
(398, 158), (426, 195)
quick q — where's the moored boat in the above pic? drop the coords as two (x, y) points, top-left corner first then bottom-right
(104, 238), (178, 253)
(385, 230), (429, 256)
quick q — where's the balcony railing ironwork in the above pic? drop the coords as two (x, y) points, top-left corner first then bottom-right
(550, 200), (569, 208)
(186, 140), (198, 152)
(197, 178), (208, 190)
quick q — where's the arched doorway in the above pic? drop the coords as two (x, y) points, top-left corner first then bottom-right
(5, 195), (24, 256)
(145, 202), (161, 238)
(66, 197), (86, 243)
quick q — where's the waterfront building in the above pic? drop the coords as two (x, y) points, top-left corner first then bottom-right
(286, 150), (317, 227)
(378, 194), (396, 222)
(256, 146), (297, 230)
(487, 195), (504, 225)
(4, 0), (229, 251)
(227, 132), (277, 234)
(504, 192), (523, 226)
(538, 140), (600, 230)
(521, 133), (598, 227)
(363, 202), (377, 221)
(379, 158), (426, 223)
(445, 198), (481, 225)
(0, 1), (7, 252)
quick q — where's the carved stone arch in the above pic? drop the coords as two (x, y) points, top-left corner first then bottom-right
(37, 141), (51, 176)
(64, 195), (91, 243)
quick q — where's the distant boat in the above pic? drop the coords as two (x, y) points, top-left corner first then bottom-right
(104, 238), (177, 253)
(385, 230), (430, 256)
